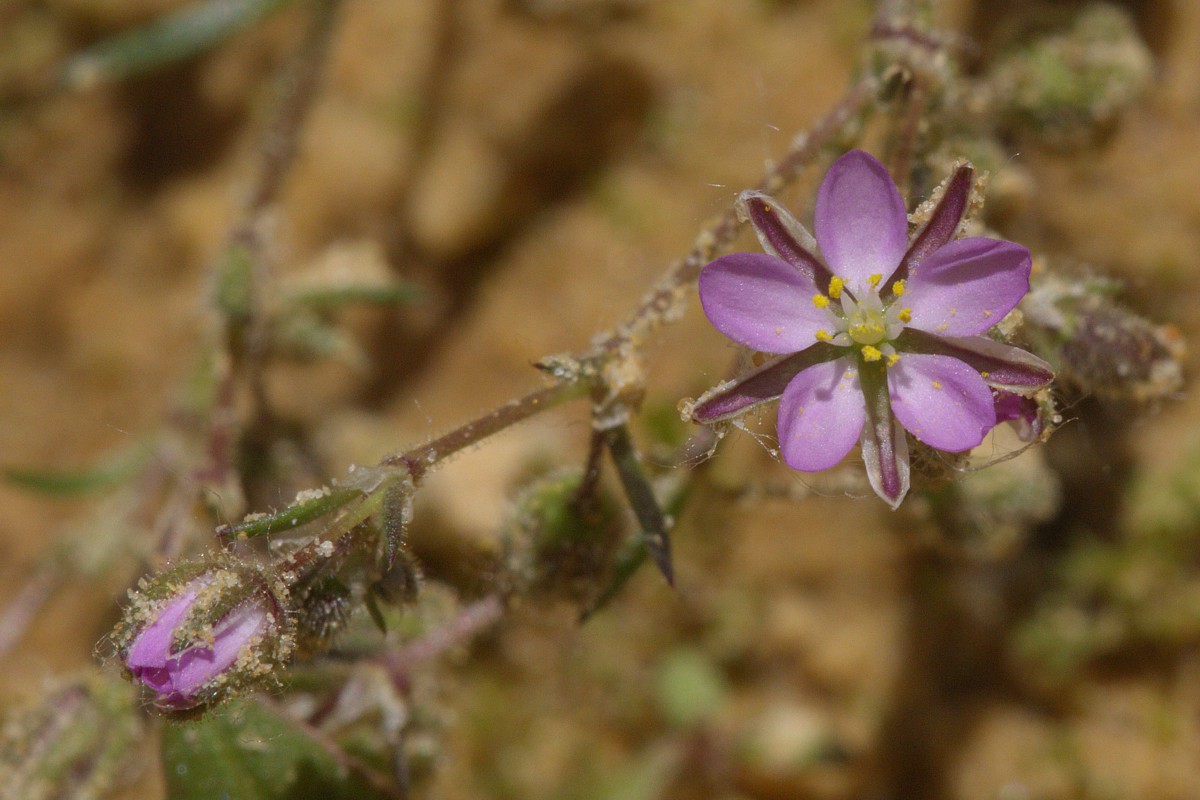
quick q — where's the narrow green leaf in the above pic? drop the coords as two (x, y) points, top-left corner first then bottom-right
(581, 472), (690, 622)
(162, 700), (396, 800)
(4, 442), (150, 495)
(364, 588), (389, 635)
(61, 0), (295, 90)
(217, 487), (361, 540)
(603, 424), (674, 585)
(580, 534), (646, 622)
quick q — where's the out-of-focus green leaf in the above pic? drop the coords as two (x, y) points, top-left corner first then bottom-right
(0, 674), (142, 800)
(273, 311), (370, 368)
(162, 700), (395, 800)
(61, 0), (295, 89)
(216, 487), (361, 540)
(285, 281), (421, 310)
(655, 648), (726, 728)
(215, 242), (256, 325)
(4, 442), (151, 495)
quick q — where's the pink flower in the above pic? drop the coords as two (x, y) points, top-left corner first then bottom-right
(692, 150), (1053, 507)
(124, 577), (271, 710)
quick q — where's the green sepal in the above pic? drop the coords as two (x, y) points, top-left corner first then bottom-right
(217, 487), (362, 540)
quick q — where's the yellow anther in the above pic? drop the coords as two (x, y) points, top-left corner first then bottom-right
(886, 353), (901, 367)
(868, 273), (883, 288)
(898, 308), (912, 323)
(861, 345), (883, 362)
(812, 294), (830, 309)
(828, 276), (844, 299)
(815, 330), (832, 342)
(892, 279), (906, 297)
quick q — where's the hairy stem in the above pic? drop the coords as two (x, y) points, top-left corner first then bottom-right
(381, 381), (587, 483)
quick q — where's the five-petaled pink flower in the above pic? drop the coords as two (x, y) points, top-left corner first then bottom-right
(692, 149), (1053, 507)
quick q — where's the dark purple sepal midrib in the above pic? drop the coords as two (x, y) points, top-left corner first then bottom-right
(740, 191), (835, 292)
(689, 343), (844, 424)
(884, 163), (974, 293)
(857, 359), (909, 508)
(894, 328), (1054, 392)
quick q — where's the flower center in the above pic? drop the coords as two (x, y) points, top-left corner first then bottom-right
(811, 275), (912, 364)
(847, 304), (888, 345)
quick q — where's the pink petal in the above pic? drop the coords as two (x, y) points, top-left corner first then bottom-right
(126, 585), (202, 670)
(887, 353), (995, 452)
(699, 252), (829, 353)
(777, 357), (865, 472)
(814, 150), (909, 286)
(903, 238), (1031, 337)
(993, 389), (1043, 442)
(165, 602), (267, 701)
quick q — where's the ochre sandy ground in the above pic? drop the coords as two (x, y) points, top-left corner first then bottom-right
(2, 1), (1200, 797)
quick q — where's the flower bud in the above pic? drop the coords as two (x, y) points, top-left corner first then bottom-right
(115, 566), (292, 712)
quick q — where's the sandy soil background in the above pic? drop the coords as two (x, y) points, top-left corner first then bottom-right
(2, 0), (1200, 798)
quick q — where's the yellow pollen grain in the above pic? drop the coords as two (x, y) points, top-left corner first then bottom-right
(774, 326), (782, 336)
(892, 280), (906, 297)
(898, 308), (912, 323)
(812, 294), (830, 309)
(936, 322), (949, 332)
(980, 371), (990, 378)
(950, 308), (958, 316)
(868, 273), (882, 287)
(886, 353), (901, 366)
(931, 380), (943, 390)
(815, 330), (832, 342)
(984, 310), (992, 317)
(828, 276), (844, 299)
(861, 345), (883, 362)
